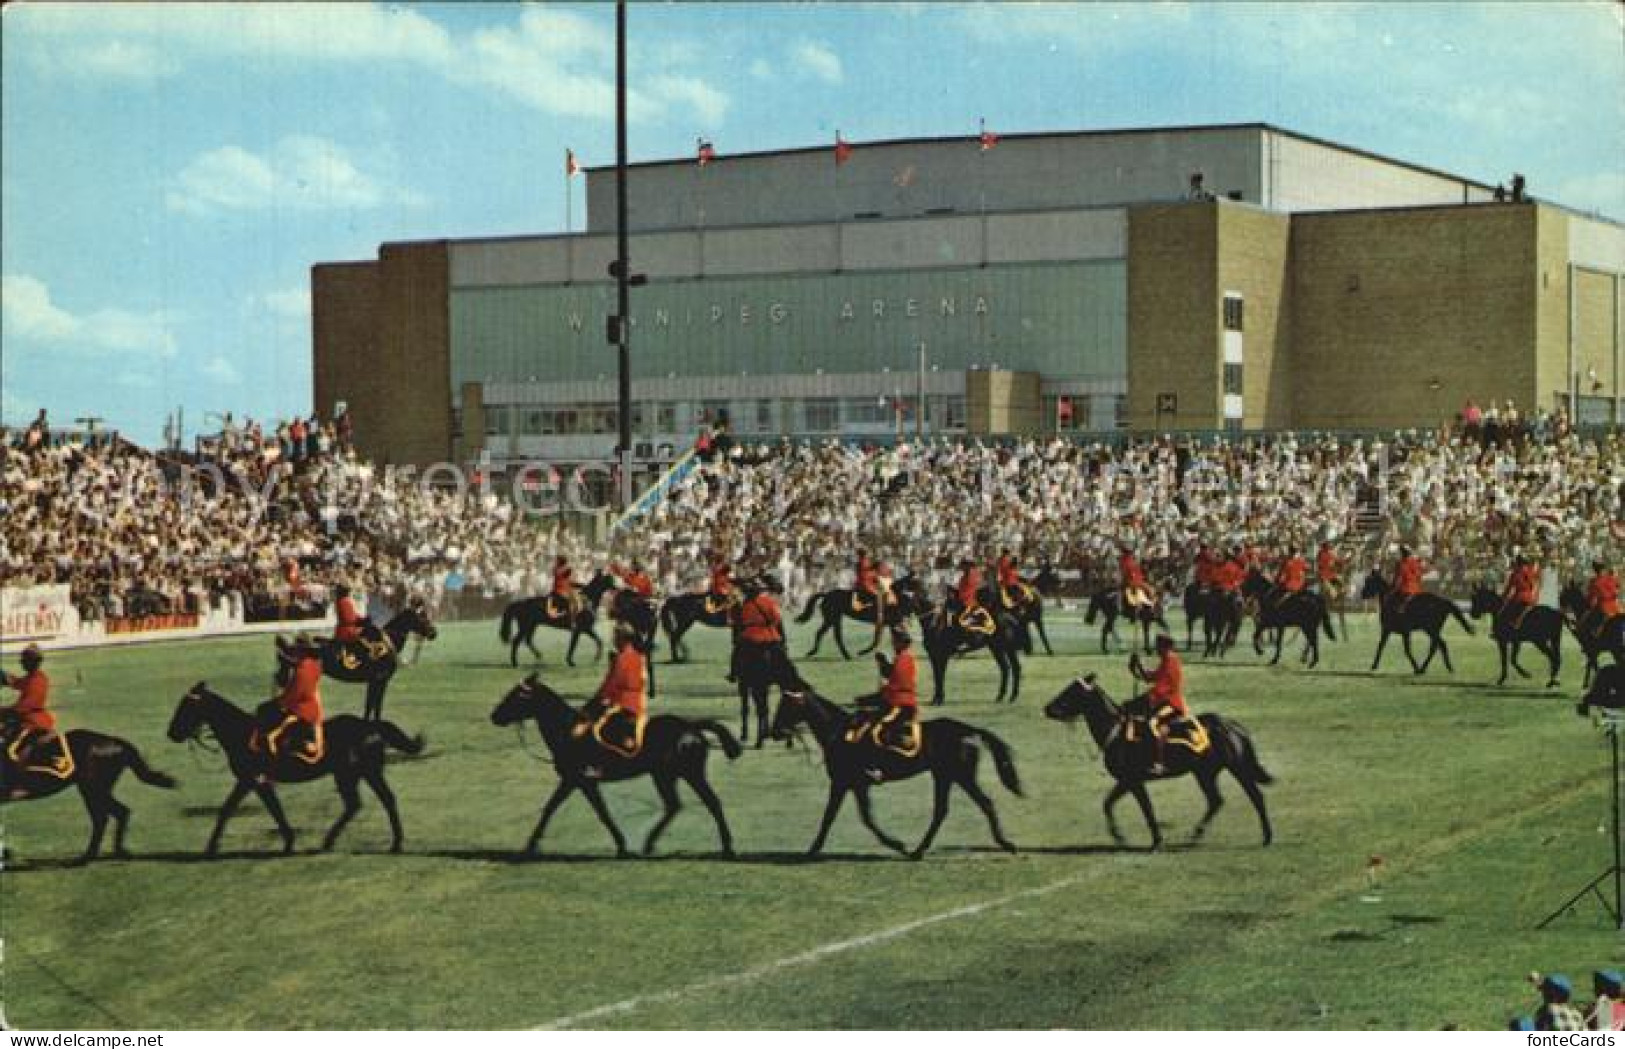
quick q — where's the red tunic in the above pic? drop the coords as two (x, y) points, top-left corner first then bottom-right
(1276, 556), (1308, 593)
(1214, 560), (1245, 594)
(552, 564), (575, 597)
(1505, 564), (1539, 606)
(710, 564), (734, 596)
(334, 595), (364, 642)
(996, 555), (1020, 589)
(880, 650), (918, 710)
(5, 670), (55, 731)
(1119, 553), (1147, 589)
(1316, 546), (1341, 583)
(599, 646), (647, 716)
(1587, 571), (1620, 616)
(277, 658), (323, 726)
(739, 592), (783, 644)
(1148, 651), (1188, 714)
(855, 555), (877, 594)
(1395, 556), (1424, 597)
(612, 564), (654, 598)
(956, 567), (983, 608)
(1194, 550), (1219, 588)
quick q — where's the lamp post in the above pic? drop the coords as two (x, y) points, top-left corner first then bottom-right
(613, 0), (633, 511)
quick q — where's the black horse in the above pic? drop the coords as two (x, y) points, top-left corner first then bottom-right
(605, 584), (660, 696)
(768, 684), (1021, 858)
(659, 589), (739, 663)
(1468, 587), (1563, 687)
(732, 637), (801, 748)
(981, 580), (1054, 656)
(1240, 571), (1335, 668)
(1084, 588), (1171, 654)
(1559, 583), (1625, 688)
(795, 586), (908, 660)
(293, 603), (437, 721)
(167, 683), (422, 855)
(1, 712), (177, 863)
(1359, 571), (1475, 675)
(899, 590), (1025, 705)
(499, 572), (615, 668)
(489, 675), (740, 857)
(1183, 583), (1242, 657)
(1579, 661), (1623, 714)
(1042, 675), (1274, 848)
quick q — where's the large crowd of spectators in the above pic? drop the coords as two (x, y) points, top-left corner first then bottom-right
(4, 401), (1623, 620)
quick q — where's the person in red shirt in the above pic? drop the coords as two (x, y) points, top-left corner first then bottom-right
(1119, 547), (1154, 611)
(1, 645), (71, 777)
(707, 555), (736, 612)
(550, 555), (580, 618)
(1214, 551), (1247, 595)
(1129, 634), (1196, 774)
(854, 550), (879, 603)
(853, 629), (920, 757)
(266, 637), (324, 764)
(738, 581), (784, 648)
(1584, 562), (1622, 643)
(581, 625), (649, 765)
(332, 584), (366, 643)
(1315, 543), (1343, 597)
(611, 561), (655, 599)
(1274, 548), (1308, 607)
(996, 549), (1028, 609)
(1391, 546), (1425, 611)
(1499, 555), (1541, 631)
(952, 559), (991, 632)
(1193, 544), (1220, 591)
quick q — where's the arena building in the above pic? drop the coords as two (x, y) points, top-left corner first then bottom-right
(311, 122), (1624, 470)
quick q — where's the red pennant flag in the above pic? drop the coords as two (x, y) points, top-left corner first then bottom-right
(565, 149), (580, 177)
(980, 128), (999, 152)
(697, 138), (716, 167)
(834, 132), (853, 166)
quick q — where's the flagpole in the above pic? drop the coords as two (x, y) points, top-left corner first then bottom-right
(565, 164), (573, 233)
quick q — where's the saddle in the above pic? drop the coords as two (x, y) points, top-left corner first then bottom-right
(955, 606), (997, 635)
(1118, 709), (1209, 757)
(546, 593), (582, 620)
(843, 706), (922, 758)
(573, 706), (648, 759)
(2, 728), (74, 782)
(999, 582), (1035, 610)
(249, 707), (326, 767)
(333, 631), (394, 670)
(704, 591), (739, 616)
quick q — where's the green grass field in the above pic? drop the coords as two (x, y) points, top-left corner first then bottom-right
(2, 612), (1618, 1030)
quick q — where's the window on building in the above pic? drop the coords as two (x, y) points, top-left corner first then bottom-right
(803, 398), (839, 433)
(484, 406), (505, 437)
(656, 402), (677, 433)
(450, 408), (463, 439)
(844, 397), (891, 426)
(1223, 294), (1244, 332)
(1223, 363), (1245, 397)
(520, 409), (546, 436)
(756, 399), (774, 434)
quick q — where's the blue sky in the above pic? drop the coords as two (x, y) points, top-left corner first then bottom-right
(3, 1), (1621, 444)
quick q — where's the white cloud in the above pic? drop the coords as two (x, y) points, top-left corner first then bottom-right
(791, 40), (843, 85)
(166, 136), (426, 215)
(647, 75), (730, 126)
(1, 274), (178, 357)
(13, 2), (727, 126)
(748, 58), (773, 81)
(259, 288), (311, 321)
(202, 357), (243, 385)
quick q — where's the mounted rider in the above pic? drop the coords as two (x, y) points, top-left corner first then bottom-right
(995, 548), (1031, 610)
(1193, 542), (1221, 592)
(848, 627), (921, 760)
(853, 549), (880, 612)
(951, 559), (994, 634)
(550, 554), (583, 619)
(1129, 634), (1203, 775)
(262, 634), (324, 765)
(1119, 545), (1156, 612)
(578, 623), (650, 771)
(1273, 547), (1308, 608)
(1390, 545), (1425, 612)
(610, 560), (655, 600)
(333, 584), (368, 643)
(1315, 542), (1343, 598)
(1, 644), (72, 779)
(706, 553), (737, 614)
(1582, 560), (1621, 643)
(1499, 553), (1541, 632)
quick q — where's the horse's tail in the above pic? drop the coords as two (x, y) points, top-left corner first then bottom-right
(1447, 601), (1475, 636)
(692, 719), (743, 760)
(499, 602), (520, 644)
(968, 727), (1023, 797)
(373, 720), (426, 756)
(125, 743), (178, 790)
(796, 591), (824, 623)
(1216, 717), (1274, 785)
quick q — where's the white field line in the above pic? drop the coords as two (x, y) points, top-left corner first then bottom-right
(534, 871), (1090, 1030)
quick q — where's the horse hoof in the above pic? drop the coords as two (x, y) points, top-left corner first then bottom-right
(907, 849), (925, 861)
(999, 840), (1018, 855)
(719, 847), (737, 860)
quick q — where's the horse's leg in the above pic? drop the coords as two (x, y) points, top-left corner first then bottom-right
(1496, 640), (1510, 685)
(510, 633), (521, 668)
(76, 787), (111, 863)
(1270, 624), (1284, 666)
(857, 610), (879, 656)
(525, 624), (543, 664)
(853, 785), (907, 855)
(1189, 769), (1224, 843)
(910, 773), (954, 860)
(565, 628), (580, 667)
(737, 684), (751, 744)
(364, 680), (383, 722)
(1128, 782), (1162, 850)
(807, 783), (849, 856)
(683, 766), (735, 857)
(1035, 612), (1053, 656)
(833, 616), (852, 661)
(254, 784), (297, 854)
(361, 763), (406, 854)
(755, 689), (771, 750)
(1370, 627), (1391, 671)
(525, 781), (574, 855)
(1102, 781), (1129, 846)
(579, 782), (630, 857)
(1545, 635), (1562, 688)
(1234, 770), (1273, 845)
(1401, 632), (1422, 673)
(588, 623), (603, 662)
(958, 770), (1017, 853)
(104, 792), (133, 858)
(1509, 640), (1532, 679)
(1434, 633), (1455, 674)
(205, 780), (253, 856)
(1008, 646), (1022, 702)
(323, 772), (364, 852)
(643, 774), (682, 856)
(806, 611), (828, 658)
(992, 647), (1009, 703)
(929, 648), (949, 706)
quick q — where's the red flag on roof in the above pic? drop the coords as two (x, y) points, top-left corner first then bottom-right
(979, 118), (998, 152)
(697, 138), (716, 167)
(834, 132), (853, 166)
(565, 149), (580, 177)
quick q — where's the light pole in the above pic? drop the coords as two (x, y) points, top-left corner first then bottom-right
(613, 0), (633, 511)
(916, 340), (927, 441)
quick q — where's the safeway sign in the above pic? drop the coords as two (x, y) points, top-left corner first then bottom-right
(1, 585), (72, 641)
